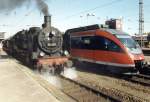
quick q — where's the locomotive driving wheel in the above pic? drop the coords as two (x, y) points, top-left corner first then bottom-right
(50, 64), (63, 75)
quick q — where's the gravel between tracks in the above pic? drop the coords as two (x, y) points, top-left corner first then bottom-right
(58, 76), (115, 102)
(75, 71), (150, 102)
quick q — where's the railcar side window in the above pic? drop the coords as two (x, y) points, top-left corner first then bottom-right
(105, 39), (123, 52)
(92, 36), (107, 50)
(93, 36), (123, 52)
(82, 36), (93, 49)
(70, 35), (123, 53)
(71, 37), (82, 49)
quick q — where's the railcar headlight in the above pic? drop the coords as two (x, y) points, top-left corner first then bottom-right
(129, 53), (134, 60)
(40, 52), (45, 57)
(139, 56), (142, 60)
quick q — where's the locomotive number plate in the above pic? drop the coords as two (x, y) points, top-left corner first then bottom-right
(47, 43), (57, 47)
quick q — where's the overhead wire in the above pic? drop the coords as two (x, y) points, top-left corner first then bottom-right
(62, 0), (124, 20)
(7, 0), (48, 32)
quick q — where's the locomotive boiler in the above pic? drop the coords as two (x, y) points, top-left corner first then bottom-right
(3, 15), (70, 74)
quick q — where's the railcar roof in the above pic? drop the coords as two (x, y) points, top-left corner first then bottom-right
(105, 29), (128, 35)
(66, 24), (129, 36)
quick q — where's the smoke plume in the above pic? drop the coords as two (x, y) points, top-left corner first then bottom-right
(0, 0), (49, 16)
(0, 0), (30, 12)
(35, 0), (49, 16)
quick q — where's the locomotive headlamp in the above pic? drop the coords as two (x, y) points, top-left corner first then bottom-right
(40, 52), (45, 57)
(64, 50), (69, 56)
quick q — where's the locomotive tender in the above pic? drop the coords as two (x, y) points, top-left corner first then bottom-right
(3, 15), (70, 74)
(64, 24), (144, 74)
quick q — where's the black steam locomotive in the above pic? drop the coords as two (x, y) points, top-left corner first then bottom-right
(3, 16), (70, 74)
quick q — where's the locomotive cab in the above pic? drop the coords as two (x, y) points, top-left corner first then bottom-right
(115, 34), (144, 71)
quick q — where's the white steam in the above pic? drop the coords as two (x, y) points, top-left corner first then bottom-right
(62, 67), (78, 79)
(37, 69), (62, 88)
(35, 0), (49, 16)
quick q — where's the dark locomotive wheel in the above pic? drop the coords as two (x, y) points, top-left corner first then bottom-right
(50, 68), (55, 75)
(56, 65), (64, 75)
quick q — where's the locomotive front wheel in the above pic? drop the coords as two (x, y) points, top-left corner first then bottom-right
(37, 65), (43, 73)
(50, 68), (55, 75)
(55, 65), (63, 75)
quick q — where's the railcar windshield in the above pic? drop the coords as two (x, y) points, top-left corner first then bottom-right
(105, 29), (142, 54)
(116, 34), (142, 54)
(116, 35), (137, 48)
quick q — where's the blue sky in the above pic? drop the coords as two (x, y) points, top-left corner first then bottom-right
(0, 0), (150, 38)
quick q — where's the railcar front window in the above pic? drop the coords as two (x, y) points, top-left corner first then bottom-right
(116, 35), (142, 54)
(119, 37), (138, 49)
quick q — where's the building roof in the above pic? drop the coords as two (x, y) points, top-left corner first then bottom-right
(0, 32), (5, 40)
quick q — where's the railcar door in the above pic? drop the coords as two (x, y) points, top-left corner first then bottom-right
(70, 35), (95, 62)
(105, 38), (125, 71)
(93, 36), (109, 68)
(80, 36), (95, 61)
(70, 36), (83, 58)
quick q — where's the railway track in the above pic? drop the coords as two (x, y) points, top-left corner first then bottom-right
(59, 75), (119, 102)
(71, 71), (150, 102)
(59, 73), (149, 102)
(140, 66), (150, 75)
(124, 74), (150, 87)
(36, 66), (150, 102)
(26, 62), (150, 102)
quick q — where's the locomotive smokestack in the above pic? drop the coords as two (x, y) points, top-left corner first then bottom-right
(44, 15), (51, 28)
(42, 15), (52, 33)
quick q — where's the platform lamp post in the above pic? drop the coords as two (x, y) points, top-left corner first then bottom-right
(80, 15), (84, 26)
(86, 13), (95, 25)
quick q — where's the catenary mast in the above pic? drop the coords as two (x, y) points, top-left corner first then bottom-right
(139, 0), (144, 47)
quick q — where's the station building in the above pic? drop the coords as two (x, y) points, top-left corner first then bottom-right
(0, 32), (5, 42)
(105, 19), (123, 31)
(0, 32), (5, 49)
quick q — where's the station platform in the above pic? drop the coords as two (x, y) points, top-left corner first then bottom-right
(0, 51), (72, 102)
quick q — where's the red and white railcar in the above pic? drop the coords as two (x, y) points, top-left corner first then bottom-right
(64, 24), (144, 73)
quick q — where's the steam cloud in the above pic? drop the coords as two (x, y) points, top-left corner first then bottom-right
(0, 0), (49, 16)
(35, 0), (49, 16)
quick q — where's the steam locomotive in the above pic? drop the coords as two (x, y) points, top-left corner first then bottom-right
(3, 16), (70, 74)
